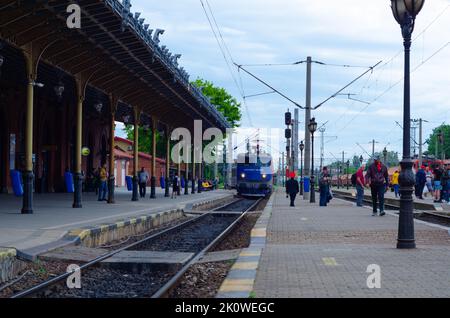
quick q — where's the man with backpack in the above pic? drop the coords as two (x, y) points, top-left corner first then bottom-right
(355, 164), (366, 207)
(365, 155), (389, 216)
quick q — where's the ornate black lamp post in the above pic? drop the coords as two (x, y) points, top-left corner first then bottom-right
(383, 147), (388, 166)
(308, 118), (317, 203)
(299, 141), (304, 195)
(391, 0), (425, 249)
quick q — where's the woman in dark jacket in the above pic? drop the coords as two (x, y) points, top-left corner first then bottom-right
(319, 167), (331, 207)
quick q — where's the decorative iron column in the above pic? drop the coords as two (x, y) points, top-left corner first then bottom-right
(177, 153), (181, 196)
(150, 118), (157, 199)
(185, 154), (190, 195)
(21, 50), (36, 214)
(108, 95), (118, 204)
(192, 144), (196, 194)
(73, 75), (85, 209)
(165, 127), (171, 198)
(131, 108), (139, 202)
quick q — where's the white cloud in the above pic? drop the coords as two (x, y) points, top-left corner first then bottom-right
(129, 0), (450, 160)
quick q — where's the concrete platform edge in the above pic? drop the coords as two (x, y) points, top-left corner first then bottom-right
(216, 195), (273, 299)
(17, 194), (234, 262)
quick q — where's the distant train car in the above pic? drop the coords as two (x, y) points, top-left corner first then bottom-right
(236, 153), (273, 197)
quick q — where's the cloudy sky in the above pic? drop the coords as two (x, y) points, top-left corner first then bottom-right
(124, 0), (450, 167)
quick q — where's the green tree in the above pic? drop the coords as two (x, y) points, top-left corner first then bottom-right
(368, 151), (399, 168)
(427, 124), (450, 159)
(192, 78), (242, 128)
(123, 125), (166, 158)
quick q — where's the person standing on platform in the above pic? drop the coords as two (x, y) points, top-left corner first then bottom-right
(365, 155), (389, 216)
(415, 165), (426, 200)
(98, 163), (108, 201)
(391, 170), (400, 198)
(433, 164), (444, 203)
(138, 167), (149, 198)
(286, 172), (299, 207)
(319, 167), (331, 207)
(172, 173), (180, 199)
(425, 166), (434, 198)
(356, 165), (366, 206)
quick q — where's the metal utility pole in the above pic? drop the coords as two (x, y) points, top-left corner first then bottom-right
(293, 108), (299, 173)
(341, 151), (346, 189)
(304, 56), (312, 200)
(412, 118), (428, 167)
(411, 125), (418, 158)
(319, 127), (326, 171)
(370, 140), (380, 159)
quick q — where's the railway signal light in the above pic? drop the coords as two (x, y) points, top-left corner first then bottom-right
(285, 128), (292, 139)
(285, 111), (292, 126)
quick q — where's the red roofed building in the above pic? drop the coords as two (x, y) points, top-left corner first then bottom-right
(114, 137), (186, 187)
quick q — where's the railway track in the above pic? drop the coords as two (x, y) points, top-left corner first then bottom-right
(10, 198), (261, 298)
(333, 192), (450, 227)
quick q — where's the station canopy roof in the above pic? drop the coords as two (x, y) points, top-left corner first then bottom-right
(0, 0), (231, 131)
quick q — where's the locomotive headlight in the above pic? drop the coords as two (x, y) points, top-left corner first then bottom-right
(262, 174), (267, 179)
(241, 173), (246, 179)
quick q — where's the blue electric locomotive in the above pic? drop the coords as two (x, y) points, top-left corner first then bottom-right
(236, 153), (273, 197)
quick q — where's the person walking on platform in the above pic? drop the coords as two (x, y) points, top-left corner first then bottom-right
(319, 167), (331, 207)
(443, 165), (450, 204)
(286, 172), (299, 207)
(138, 167), (149, 198)
(356, 165), (366, 206)
(415, 165), (426, 200)
(425, 166), (434, 198)
(98, 163), (108, 201)
(391, 170), (400, 198)
(172, 173), (180, 199)
(433, 164), (444, 203)
(365, 155), (389, 216)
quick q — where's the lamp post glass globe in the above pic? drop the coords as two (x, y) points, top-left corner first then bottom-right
(299, 141), (304, 152)
(391, 0), (425, 24)
(308, 118), (317, 134)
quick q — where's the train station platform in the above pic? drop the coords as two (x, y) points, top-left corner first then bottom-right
(248, 189), (450, 298)
(331, 186), (450, 212)
(0, 188), (234, 259)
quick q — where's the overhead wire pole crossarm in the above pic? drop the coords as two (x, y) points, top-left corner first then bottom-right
(312, 61), (382, 110)
(234, 63), (305, 110)
(356, 143), (372, 158)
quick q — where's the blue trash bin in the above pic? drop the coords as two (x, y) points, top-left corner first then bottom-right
(125, 176), (133, 191)
(304, 176), (310, 193)
(160, 176), (165, 189)
(64, 172), (74, 193)
(10, 170), (24, 197)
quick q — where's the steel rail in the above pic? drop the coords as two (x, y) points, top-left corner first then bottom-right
(10, 197), (246, 298)
(151, 198), (262, 298)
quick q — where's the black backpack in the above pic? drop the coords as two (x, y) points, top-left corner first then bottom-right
(351, 173), (357, 186)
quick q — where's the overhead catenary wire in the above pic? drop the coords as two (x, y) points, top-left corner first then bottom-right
(337, 41), (450, 134)
(312, 61), (382, 110)
(235, 62), (306, 109)
(199, 0), (253, 126)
